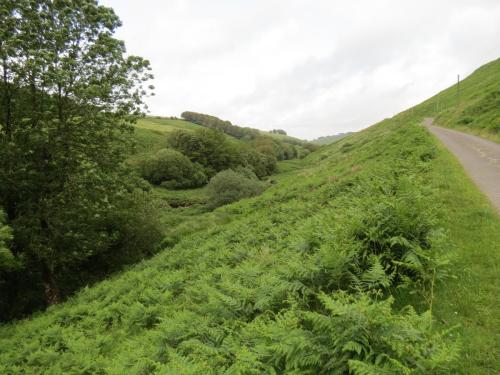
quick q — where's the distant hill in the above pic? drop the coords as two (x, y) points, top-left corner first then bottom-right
(180, 111), (316, 148)
(128, 115), (319, 184)
(311, 132), (353, 145)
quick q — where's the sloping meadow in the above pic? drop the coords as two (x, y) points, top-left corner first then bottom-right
(400, 57), (500, 142)
(0, 120), (459, 374)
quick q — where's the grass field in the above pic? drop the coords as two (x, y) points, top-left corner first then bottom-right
(136, 117), (204, 133)
(130, 117), (204, 157)
(131, 116), (248, 160)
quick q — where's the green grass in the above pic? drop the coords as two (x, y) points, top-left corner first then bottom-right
(275, 159), (307, 174)
(1, 60), (498, 374)
(387, 58), (500, 372)
(428, 138), (500, 374)
(404, 58), (500, 142)
(130, 117), (204, 158)
(127, 118), (204, 166)
(130, 116), (244, 161)
(0, 118), (463, 373)
(131, 127), (167, 155)
(136, 117), (204, 133)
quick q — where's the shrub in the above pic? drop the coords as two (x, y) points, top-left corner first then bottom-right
(238, 147), (277, 177)
(296, 146), (311, 159)
(138, 148), (207, 188)
(232, 166), (259, 180)
(168, 129), (241, 176)
(207, 169), (266, 207)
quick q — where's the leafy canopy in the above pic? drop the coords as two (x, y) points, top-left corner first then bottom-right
(0, 0), (157, 314)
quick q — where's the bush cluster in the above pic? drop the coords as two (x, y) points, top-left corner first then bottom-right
(207, 169), (267, 207)
(181, 111), (318, 160)
(138, 148), (207, 188)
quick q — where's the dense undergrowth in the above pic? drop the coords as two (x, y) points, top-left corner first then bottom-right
(0, 119), (461, 373)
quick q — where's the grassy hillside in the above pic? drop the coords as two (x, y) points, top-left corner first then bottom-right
(136, 117), (204, 134)
(406, 58), (500, 142)
(0, 117), (464, 373)
(131, 117), (204, 157)
(312, 132), (354, 145)
(1, 60), (499, 373)
(389, 59), (500, 372)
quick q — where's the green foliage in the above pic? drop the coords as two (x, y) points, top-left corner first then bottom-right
(168, 128), (241, 177)
(225, 293), (459, 374)
(0, 119), (462, 373)
(0, 209), (17, 274)
(138, 148), (207, 188)
(182, 111), (255, 139)
(181, 110), (318, 160)
(207, 169), (266, 207)
(237, 146), (278, 178)
(167, 128), (278, 178)
(0, 0), (158, 315)
(270, 129), (287, 135)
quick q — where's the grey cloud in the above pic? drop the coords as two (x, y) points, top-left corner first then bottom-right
(101, 0), (500, 139)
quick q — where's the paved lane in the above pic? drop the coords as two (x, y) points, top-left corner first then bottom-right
(423, 118), (500, 211)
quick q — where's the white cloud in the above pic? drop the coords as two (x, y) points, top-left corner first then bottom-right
(101, 0), (500, 139)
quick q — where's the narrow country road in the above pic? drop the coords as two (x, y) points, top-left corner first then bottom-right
(423, 118), (500, 211)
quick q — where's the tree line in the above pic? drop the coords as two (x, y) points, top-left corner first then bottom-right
(181, 111), (318, 160)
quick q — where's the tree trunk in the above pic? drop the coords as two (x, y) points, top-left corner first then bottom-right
(42, 267), (61, 305)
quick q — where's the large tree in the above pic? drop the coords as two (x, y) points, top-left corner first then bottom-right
(0, 0), (155, 308)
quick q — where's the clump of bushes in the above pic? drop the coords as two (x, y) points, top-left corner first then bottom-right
(168, 128), (278, 179)
(168, 129), (240, 177)
(207, 169), (267, 207)
(138, 148), (207, 188)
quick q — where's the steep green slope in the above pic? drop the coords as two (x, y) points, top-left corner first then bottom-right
(388, 59), (500, 373)
(0, 118), (462, 373)
(131, 117), (204, 158)
(406, 57), (500, 142)
(136, 117), (204, 134)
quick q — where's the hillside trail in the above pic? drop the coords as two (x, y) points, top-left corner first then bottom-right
(423, 118), (500, 212)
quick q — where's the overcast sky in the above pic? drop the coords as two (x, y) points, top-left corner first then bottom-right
(101, 0), (500, 139)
